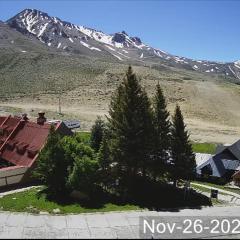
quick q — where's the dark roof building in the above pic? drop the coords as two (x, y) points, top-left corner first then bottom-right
(0, 113), (72, 187)
(197, 139), (240, 181)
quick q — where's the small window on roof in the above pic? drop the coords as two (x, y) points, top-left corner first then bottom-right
(6, 140), (17, 150)
(16, 142), (29, 155)
(0, 128), (4, 136)
(27, 146), (39, 158)
(0, 126), (7, 136)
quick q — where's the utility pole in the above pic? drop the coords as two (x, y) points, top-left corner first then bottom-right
(58, 94), (62, 115)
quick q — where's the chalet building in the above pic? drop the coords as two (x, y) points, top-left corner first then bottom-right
(0, 112), (72, 188)
(196, 140), (240, 183)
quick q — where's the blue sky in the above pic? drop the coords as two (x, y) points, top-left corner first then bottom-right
(0, 0), (239, 62)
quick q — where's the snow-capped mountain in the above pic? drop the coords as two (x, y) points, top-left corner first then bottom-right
(5, 9), (240, 79)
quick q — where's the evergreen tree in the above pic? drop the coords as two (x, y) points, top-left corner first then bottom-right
(108, 66), (153, 186)
(151, 83), (171, 180)
(171, 105), (196, 185)
(98, 128), (115, 189)
(98, 131), (111, 171)
(90, 116), (106, 151)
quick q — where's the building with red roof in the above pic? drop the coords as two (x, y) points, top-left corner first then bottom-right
(0, 112), (72, 188)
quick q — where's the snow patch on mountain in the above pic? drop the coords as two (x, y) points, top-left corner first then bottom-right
(37, 23), (48, 37)
(80, 41), (101, 51)
(234, 60), (240, 69)
(77, 25), (114, 47)
(116, 51), (130, 59)
(174, 56), (185, 63)
(105, 45), (116, 51)
(114, 42), (123, 48)
(112, 54), (122, 61)
(5, 8), (240, 81)
(91, 47), (101, 51)
(228, 66), (236, 77)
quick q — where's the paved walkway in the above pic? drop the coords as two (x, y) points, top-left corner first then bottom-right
(191, 183), (240, 198)
(0, 206), (240, 239)
(0, 186), (40, 198)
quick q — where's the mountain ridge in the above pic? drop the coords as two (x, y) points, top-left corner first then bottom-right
(2, 9), (240, 143)
(2, 8), (240, 80)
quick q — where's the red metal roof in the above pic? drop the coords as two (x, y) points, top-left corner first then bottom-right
(0, 114), (72, 187)
(0, 116), (52, 168)
(0, 116), (22, 148)
(0, 116), (6, 126)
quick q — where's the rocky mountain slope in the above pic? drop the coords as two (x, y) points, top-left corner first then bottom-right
(1, 9), (240, 143)
(5, 8), (240, 80)
(0, 20), (49, 53)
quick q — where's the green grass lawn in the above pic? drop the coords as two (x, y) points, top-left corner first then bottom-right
(80, 132), (217, 155)
(191, 183), (229, 197)
(78, 133), (217, 154)
(0, 188), (141, 214)
(76, 131), (91, 144)
(192, 142), (217, 154)
(211, 199), (226, 206)
(193, 181), (240, 195)
(223, 186), (240, 195)
(191, 184), (211, 193)
(0, 181), (213, 214)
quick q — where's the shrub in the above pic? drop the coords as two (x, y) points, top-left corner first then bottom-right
(67, 155), (99, 194)
(34, 128), (99, 196)
(90, 116), (106, 152)
(33, 126), (72, 195)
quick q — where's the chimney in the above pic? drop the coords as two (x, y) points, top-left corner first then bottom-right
(37, 111), (46, 125)
(22, 113), (29, 121)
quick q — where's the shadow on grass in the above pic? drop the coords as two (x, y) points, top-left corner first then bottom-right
(125, 178), (212, 212)
(38, 178), (212, 212)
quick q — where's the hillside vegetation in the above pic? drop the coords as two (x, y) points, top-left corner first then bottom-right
(1, 49), (240, 143)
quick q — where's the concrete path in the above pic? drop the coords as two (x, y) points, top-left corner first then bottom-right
(0, 206), (240, 239)
(0, 186), (41, 198)
(195, 189), (240, 205)
(191, 183), (240, 205)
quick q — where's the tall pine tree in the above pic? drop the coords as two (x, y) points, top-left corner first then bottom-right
(171, 105), (196, 186)
(108, 66), (153, 185)
(151, 83), (171, 180)
(98, 127), (115, 190)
